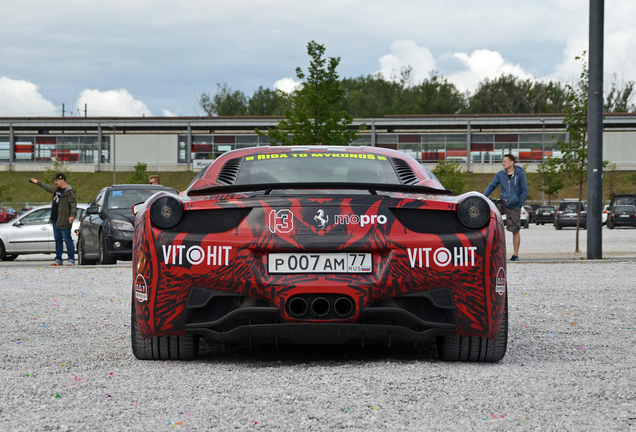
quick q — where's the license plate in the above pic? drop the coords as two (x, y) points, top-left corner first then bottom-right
(619, 214), (630, 218)
(543, 212), (551, 215)
(268, 252), (372, 274)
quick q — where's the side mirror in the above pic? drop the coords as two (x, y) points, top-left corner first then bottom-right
(132, 202), (144, 216)
(86, 205), (99, 215)
(12, 220), (21, 227)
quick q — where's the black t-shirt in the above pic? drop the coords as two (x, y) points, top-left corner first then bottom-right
(51, 187), (65, 222)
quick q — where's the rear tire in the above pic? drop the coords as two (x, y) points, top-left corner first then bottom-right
(555, 223), (562, 230)
(99, 231), (116, 265)
(436, 297), (508, 362)
(607, 220), (614, 229)
(131, 297), (199, 360)
(77, 235), (96, 265)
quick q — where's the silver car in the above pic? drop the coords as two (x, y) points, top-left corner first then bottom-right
(0, 204), (88, 261)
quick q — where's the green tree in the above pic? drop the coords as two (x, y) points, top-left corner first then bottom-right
(557, 52), (607, 252)
(262, 41), (362, 146)
(408, 72), (466, 114)
(341, 69), (466, 117)
(432, 160), (466, 195)
(466, 75), (568, 114)
(248, 86), (286, 115)
(341, 73), (399, 117)
(536, 157), (565, 204)
(199, 83), (248, 116)
(129, 162), (149, 184)
(604, 73), (636, 113)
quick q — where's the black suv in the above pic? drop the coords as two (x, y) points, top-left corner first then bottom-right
(535, 205), (557, 225)
(607, 205), (636, 229)
(77, 185), (178, 265)
(554, 199), (586, 230)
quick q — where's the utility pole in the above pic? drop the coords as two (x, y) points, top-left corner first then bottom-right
(113, 125), (117, 185)
(85, 103), (87, 117)
(62, 104), (65, 117)
(587, 0), (604, 259)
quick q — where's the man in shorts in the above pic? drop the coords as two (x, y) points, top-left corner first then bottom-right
(483, 154), (528, 262)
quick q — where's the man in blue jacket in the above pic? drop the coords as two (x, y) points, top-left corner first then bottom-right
(484, 154), (528, 262)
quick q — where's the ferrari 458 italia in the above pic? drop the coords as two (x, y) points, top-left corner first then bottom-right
(131, 146), (508, 362)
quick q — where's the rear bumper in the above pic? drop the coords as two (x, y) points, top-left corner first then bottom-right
(555, 218), (586, 227)
(181, 287), (460, 345)
(187, 322), (455, 346)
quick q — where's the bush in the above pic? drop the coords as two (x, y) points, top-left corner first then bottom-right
(129, 162), (149, 184)
(432, 160), (466, 195)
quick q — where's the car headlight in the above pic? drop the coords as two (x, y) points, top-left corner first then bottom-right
(457, 196), (490, 230)
(150, 196), (183, 229)
(110, 219), (134, 232)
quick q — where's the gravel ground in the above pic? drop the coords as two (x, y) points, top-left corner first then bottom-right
(1, 225), (635, 431)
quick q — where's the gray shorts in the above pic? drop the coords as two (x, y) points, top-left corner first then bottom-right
(497, 204), (521, 233)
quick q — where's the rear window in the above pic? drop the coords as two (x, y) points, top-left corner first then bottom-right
(559, 202), (585, 212)
(612, 196), (636, 208)
(234, 151), (401, 185)
(614, 205), (635, 213)
(538, 206), (555, 212)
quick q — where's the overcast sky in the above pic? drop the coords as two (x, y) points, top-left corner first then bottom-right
(1, 0), (634, 117)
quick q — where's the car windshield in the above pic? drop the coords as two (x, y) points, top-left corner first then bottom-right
(233, 151), (402, 185)
(614, 205), (635, 213)
(107, 189), (162, 211)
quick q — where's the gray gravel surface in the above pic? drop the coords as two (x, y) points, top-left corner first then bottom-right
(1, 226), (636, 431)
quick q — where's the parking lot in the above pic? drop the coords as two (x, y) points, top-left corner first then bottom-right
(1, 224), (635, 430)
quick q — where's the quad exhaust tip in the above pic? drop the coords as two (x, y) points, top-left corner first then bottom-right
(287, 295), (355, 319)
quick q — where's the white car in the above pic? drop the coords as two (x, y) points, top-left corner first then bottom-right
(520, 206), (530, 229)
(500, 206), (530, 229)
(602, 205), (610, 225)
(0, 204), (88, 261)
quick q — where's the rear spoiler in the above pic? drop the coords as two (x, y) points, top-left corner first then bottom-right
(188, 182), (452, 196)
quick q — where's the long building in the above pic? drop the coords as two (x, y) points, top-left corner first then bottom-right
(1, 113), (635, 173)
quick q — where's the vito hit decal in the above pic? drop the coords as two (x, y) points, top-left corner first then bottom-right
(162, 244), (233, 266)
(407, 246), (478, 268)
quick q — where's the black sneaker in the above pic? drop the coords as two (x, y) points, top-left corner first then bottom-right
(510, 255), (519, 262)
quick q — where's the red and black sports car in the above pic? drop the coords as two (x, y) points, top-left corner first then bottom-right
(131, 146), (508, 362)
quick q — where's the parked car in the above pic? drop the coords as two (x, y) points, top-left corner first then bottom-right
(520, 206), (530, 229)
(607, 205), (636, 229)
(609, 194), (636, 212)
(524, 205), (536, 223)
(602, 204), (610, 225)
(18, 205), (35, 216)
(535, 205), (557, 225)
(131, 146), (509, 362)
(554, 199), (586, 230)
(499, 205), (529, 228)
(77, 185), (178, 265)
(0, 204), (89, 261)
(0, 206), (18, 224)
